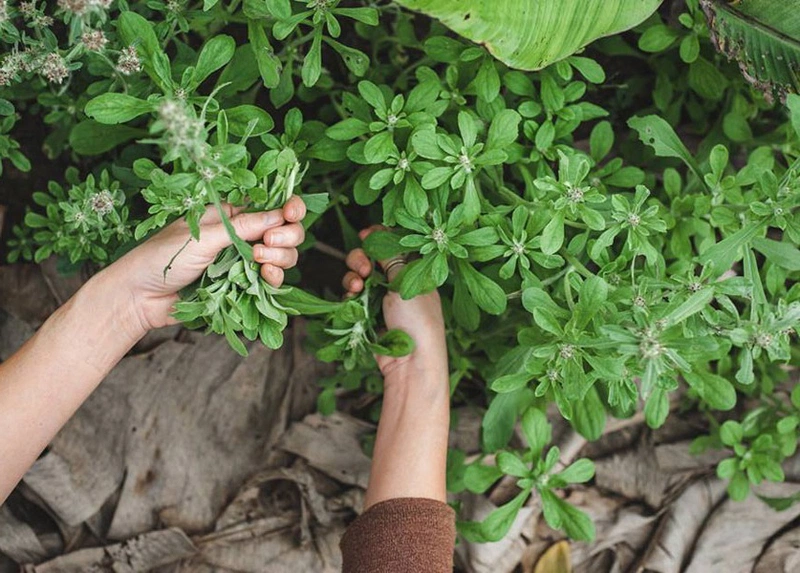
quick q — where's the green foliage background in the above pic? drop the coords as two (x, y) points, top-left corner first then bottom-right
(1, 0), (799, 543)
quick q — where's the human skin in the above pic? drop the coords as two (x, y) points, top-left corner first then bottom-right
(342, 228), (451, 509)
(0, 197), (307, 503)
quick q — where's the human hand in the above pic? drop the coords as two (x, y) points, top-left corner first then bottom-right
(99, 196), (307, 337)
(343, 227), (448, 388)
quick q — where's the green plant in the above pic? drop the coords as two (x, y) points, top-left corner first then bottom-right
(2, 0), (800, 543)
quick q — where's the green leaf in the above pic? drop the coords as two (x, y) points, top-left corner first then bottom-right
(192, 35), (236, 89)
(703, 0), (800, 102)
(788, 94), (800, 137)
(459, 490), (530, 543)
(84, 93), (153, 124)
(486, 109), (521, 151)
(752, 237), (800, 271)
(684, 371), (737, 411)
(301, 32), (322, 87)
(497, 451), (530, 477)
(571, 276), (608, 331)
(698, 222), (764, 273)
(571, 386), (606, 440)
(266, 0), (291, 19)
(363, 230), (409, 260)
(540, 489), (595, 541)
(475, 57), (501, 102)
(638, 23), (679, 52)
(540, 212), (565, 255)
(364, 131), (395, 164)
(628, 115), (701, 179)
(589, 120), (613, 161)
(226, 105), (274, 136)
(557, 458), (595, 484)
(69, 121), (144, 155)
(464, 462), (504, 494)
(372, 329), (416, 357)
(275, 287), (343, 315)
(394, 0), (662, 70)
(569, 56), (605, 83)
(521, 407), (551, 458)
(720, 420), (743, 446)
(644, 387), (669, 429)
(483, 389), (529, 452)
(456, 260), (508, 315)
(248, 23), (281, 89)
(663, 288), (714, 327)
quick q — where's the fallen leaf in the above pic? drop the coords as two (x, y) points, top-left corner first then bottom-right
(753, 527), (800, 572)
(22, 527), (195, 572)
(684, 482), (800, 573)
(19, 329), (329, 540)
(0, 506), (48, 563)
(533, 540), (572, 573)
(639, 477), (727, 573)
(279, 412), (373, 488)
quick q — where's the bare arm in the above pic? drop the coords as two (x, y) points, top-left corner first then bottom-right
(0, 197), (307, 503)
(342, 232), (450, 508)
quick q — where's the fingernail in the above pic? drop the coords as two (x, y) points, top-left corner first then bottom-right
(269, 232), (286, 246)
(253, 245), (266, 259)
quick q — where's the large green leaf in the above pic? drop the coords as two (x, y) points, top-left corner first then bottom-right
(394, 0), (664, 70)
(701, 0), (800, 102)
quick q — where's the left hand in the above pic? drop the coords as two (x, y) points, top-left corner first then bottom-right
(100, 196), (307, 337)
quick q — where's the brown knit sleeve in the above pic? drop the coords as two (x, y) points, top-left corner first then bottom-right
(340, 497), (456, 573)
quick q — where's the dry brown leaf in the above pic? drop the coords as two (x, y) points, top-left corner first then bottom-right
(18, 329), (329, 541)
(753, 527), (800, 573)
(21, 527), (196, 572)
(684, 482), (800, 573)
(0, 506), (48, 563)
(279, 412), (373, 488)
(533, 541), (571, 573)
(639, 477), (727, 573)
(566, 489), (655, 573)
(594, 438), (686, 509)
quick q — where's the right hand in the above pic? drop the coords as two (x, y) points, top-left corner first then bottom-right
(343, 227), (449, 388)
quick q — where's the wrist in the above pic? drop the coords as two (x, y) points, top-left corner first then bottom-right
(382, 356), (450, 402)
(81, 267), (150, 346)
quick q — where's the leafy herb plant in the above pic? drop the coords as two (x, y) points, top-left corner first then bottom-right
(2, 0), (800, 543)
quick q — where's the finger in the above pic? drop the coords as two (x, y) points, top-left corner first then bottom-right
(253, 246), (299, 269)
(198, 202), (245, 225)
(342, 271), (364, 294)
(260, 264), (285, 287)
(263, 222), (305, 248)
(282, 196), (307, 223)
(205, 210), (285, 251)
(345, 248), (372, 277)
(358, 224), (387, 242)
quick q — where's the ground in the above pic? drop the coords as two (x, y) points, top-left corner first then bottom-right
(1, 258), (800, 573)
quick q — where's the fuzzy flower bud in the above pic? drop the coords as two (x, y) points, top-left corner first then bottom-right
(42, 53), (69, 84)
(116, 46), (142, 76)
(81, 30), (108, 52)
(58, 0), (112, 15)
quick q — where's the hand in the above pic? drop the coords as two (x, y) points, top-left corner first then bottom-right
(99, 196), (307, 337)
(343, 227), (448, 388)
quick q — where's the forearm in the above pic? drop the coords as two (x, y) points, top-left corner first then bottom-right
(364, 361), (450, 509)
(0, 270), (145, 502)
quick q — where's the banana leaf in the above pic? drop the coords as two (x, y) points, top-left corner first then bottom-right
(701, 0), (800, 102)
(394, 0), (664, 70)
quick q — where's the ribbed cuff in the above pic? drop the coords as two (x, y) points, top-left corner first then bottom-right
(340, 498), (456, 573)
